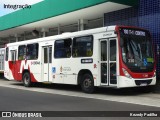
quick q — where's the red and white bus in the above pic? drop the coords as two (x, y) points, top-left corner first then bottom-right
(4, 25), (156, 93)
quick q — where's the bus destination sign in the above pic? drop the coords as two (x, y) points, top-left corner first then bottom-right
(121, 28), (146, 36)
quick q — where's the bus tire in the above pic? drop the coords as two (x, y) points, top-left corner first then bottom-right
(81, 74), (94, 93)
(23, 72), (32, 87)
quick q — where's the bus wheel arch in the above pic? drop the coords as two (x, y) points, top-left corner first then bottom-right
(22, 70), (32, 87)
(78, 70), (94, 93)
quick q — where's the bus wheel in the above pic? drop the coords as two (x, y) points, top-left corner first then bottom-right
(23, 72), (32, 87)
(81, 74), (94, 93)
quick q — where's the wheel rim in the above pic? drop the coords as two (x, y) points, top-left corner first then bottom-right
(24, 75), (29, 85)
(83, 78), (91, 89)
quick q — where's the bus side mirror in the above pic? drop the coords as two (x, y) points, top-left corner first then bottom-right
(120, 38), (124, 47)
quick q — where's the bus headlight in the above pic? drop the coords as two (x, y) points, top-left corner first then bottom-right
(153, 70), (156, 77)
(122, 68), (132, 79)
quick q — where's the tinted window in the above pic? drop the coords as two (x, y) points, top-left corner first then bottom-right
(54, 38), (71, 58)
(120, 28), (154, 72)
(101, 41), (107, 61)
(11, 51), (16, 62)
(18, 45), (26, 60)
(5, 47), (8, 61)
(49, 47), (52, 63)
(110, 40), (116, 61)
(44, 48), (48, 63)
(72, 35), (93, 57)
(26, 43), (39, 60)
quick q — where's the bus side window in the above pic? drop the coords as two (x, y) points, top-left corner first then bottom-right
(18, 45), (26, 60)
(5, 47), (9, 61)
(72, 35), (93, 57)
(11, 50), (16, 62)
(54, 38), (71, 58)
(72, 48), (78, 57)
(26, 43), (39, 60)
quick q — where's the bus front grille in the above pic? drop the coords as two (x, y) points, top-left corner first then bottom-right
(135, 79), (152, 86)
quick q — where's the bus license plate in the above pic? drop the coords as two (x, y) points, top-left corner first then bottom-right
(140, 83), (147, 86)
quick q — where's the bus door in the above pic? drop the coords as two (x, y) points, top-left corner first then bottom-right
(100, 38), (117, 86)
(0, 49), (4, 72)
(42, 46), (52, 82)
(10, 50), (17, 79)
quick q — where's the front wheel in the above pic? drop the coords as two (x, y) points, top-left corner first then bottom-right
(81, 74), (94, 93)
(23, 72), (32, 87)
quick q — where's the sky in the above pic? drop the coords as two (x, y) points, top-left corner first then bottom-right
(0, 0), (44, 16)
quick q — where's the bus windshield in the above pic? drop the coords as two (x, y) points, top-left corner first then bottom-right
(119, 28), (154, 72)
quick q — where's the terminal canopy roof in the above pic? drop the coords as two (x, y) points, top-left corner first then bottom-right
(0, 0), (138, 38)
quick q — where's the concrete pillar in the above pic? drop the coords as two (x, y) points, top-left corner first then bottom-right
(8, 36), (13, 43)
(78, 19), (88, 31)
(24, 32), (27, 40)
(8, 38), (11, 43)
(58, 24), (61, 35)
(41, 28), (48, 37)
(14, 34), (19, 42)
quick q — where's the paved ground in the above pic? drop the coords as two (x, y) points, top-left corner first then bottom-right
(0, 78), (160, 107)
(0, 74), (160, 120)
(0, 83), (160, 120)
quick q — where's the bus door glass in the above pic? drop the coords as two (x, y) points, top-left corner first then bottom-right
(0, 49), (4, 71)
(42, 46), (52, 82)
(100, 40), (108, 84)
(100, 39), (117, 86)
(10, 50), (17, 79)
(109, 39), (117, 85)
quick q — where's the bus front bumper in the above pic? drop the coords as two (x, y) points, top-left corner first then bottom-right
(117, 76), (156, 88)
